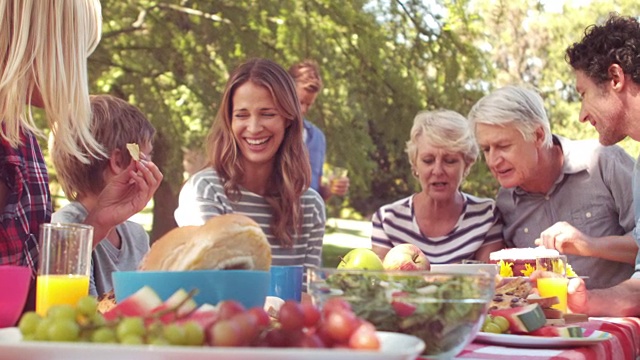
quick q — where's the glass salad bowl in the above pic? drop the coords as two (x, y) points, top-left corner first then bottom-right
(308, 268), (494, 359)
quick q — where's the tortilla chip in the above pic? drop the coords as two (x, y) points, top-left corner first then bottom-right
(126, 143), (140, 161)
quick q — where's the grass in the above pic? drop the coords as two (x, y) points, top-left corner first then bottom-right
(322, 243), (354, 268)
(321, 218), (372, 268)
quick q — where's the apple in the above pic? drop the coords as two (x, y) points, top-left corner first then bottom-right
(337, 248), (384, 270)
(382, 244), (430, 271)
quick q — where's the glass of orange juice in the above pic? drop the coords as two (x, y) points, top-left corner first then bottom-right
(36, 223), (93, 316)
(535, 255), (568, 313)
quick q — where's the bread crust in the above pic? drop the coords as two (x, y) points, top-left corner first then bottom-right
(139, 214), (272, 271)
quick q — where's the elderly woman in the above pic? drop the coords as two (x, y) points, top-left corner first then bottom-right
(371, 110), (504, 263)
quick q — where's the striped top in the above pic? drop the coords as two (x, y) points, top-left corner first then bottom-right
(371, 193), (503, 264)
(175, 168), (326, 286)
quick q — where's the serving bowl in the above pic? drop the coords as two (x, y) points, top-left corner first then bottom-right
(430, 263), (498, 278)
(308, 268), (494, 359)
(112, 269), (269, 309)
(0, 265), (31, 328)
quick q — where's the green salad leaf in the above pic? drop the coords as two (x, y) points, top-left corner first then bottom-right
(320, 272), (489, 356)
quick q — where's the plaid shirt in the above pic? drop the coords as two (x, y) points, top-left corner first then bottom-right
(0, 129), (51, 276)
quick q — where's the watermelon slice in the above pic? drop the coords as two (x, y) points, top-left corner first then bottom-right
(175, 303), (219, 329)
(148, 288), (198, 324)
(490, 304), (546, 333)
(103, 286), (163, 321)
(529, 325), (584, 338)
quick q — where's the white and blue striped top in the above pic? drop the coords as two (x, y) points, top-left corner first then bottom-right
(175, 168), (326, 284)
(371, 193), (502, 264)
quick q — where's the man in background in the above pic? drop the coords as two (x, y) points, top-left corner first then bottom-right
(288, 60), (349, 200)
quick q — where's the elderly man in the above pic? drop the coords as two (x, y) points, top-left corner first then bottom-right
(468, 85), (637, 290)
(549, 14), (640, 317)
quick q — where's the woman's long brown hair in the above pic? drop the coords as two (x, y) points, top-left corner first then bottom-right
(206, 58), (311, 247)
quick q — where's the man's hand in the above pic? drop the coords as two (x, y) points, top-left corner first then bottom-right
(530, 270), (588, 314)
(535, 221), (591, 256)
(329, 176), (350, 196)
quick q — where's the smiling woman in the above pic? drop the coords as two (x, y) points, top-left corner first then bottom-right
(231, 82), (287, 172)
(174, 58), (326, 293)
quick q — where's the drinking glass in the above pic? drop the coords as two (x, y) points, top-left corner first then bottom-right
(328, 166), (349, 195)
(36, 223), (93, 316)
(535, 255), (568, 313)
(268, 265), (303, 301)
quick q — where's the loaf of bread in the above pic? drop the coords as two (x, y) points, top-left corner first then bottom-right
(139, 214), (272, 271)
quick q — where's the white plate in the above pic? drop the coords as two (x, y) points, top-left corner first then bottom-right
(474, 329), (612, 348)
(0, 328), (424, 360)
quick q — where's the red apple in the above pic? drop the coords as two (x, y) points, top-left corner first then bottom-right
(382, 244), (430, 271)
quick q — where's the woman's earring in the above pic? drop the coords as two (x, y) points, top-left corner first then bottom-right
(412, 170), (419, 177)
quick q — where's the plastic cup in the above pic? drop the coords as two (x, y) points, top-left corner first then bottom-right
(535, 255), (568, 313)
(268, 265), (303, 302)
(36, 223), (93, 316)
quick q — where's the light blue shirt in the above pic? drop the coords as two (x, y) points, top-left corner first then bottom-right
(303, 119), (326, 193)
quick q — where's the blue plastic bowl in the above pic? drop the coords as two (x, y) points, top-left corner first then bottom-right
(112, 270), (270, 309)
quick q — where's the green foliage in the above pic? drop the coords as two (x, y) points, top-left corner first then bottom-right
(60, 0), (638, 236)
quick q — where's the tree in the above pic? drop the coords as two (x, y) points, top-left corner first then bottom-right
(82, 0), (491, 239)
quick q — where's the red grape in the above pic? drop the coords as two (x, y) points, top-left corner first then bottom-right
(300, 302), (321, 327)
(349, 321), (380, 350)
(231, 312), (259, 343)
(210, 319), (244, 346)
(217, 301), (246, 321)
(264, 328), (290, 347)
(247, 307), (271, 328)
(321, 297), (352, 317)
(325, 309), (359, 343)
(278, 301), (305, 332)
(314, 319), (335, 347)
(296, 333), (326, 348)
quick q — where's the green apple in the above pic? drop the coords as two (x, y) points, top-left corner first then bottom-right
(338, 248), (384, 270)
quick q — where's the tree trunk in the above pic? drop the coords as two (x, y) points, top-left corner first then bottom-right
(150, 180), (178, 244)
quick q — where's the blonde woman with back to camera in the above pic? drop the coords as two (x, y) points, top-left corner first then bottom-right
(0, 0), (161, 313)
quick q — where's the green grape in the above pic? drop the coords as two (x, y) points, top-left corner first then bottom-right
(18, 312), (42, 336)
(482, 315), (493, 327)
(492, 316), (510, 333)
(79, 329), (95, 342)
(76, 296), (98, 316)
(483, 322), (502, 334)
(163, 323), (186, 345)
(119, 334), (144, 345)
(48, 319), (80, 342)
(22, 334), (36, 341)
(116, 317), (145, 341)
(91, 313), (106, 327)
(34, 318), (53, 341)
(149, 336), (170, 346)
(47, 304), (76, 321)
(183, 321), (205, 346)
(146, 321), (163, 337)
(91, 327), (117, 343)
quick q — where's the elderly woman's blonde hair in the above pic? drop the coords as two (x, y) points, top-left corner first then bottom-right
(0, 0), (103, 163)
(406, 109), (479, 177)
